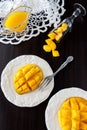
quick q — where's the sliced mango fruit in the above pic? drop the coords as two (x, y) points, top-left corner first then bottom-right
(43, 45), (51, 52)
(52, 50), (60, 57)
(58, 97), (87, 130)
(43, 22), (68, 57)
(14, 64), (43, 94)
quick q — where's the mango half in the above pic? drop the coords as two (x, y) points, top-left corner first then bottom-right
(58, 97), (87, 130)
(14, 64), (43, 94)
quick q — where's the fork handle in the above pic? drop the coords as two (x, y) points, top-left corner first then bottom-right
(52, 56), (74, 77)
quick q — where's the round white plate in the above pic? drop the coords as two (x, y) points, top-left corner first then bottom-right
(1, 55), (54, 107)
(45, 87), (87, 130)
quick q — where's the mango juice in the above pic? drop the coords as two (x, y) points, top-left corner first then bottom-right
(4, 11), (29, 32)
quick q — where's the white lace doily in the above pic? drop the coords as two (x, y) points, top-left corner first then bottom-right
(0, 0), (65, 45)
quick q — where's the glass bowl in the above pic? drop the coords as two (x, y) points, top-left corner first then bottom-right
(2, 6), (32, 35)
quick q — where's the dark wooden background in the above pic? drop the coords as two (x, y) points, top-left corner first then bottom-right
(0, 0), (87, 130)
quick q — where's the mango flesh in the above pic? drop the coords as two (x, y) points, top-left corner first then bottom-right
(58, 97), (87, 130)
(14, 64), (43, 94)
(43, 23), (68, 57)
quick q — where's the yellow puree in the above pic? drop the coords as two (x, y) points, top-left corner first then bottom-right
(4, 11), (29, 32)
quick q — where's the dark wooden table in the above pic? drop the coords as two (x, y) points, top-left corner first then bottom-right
(0, 0), (87, 130)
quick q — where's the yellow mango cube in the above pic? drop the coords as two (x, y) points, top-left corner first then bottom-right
(34, 67), (40, 73)
(22, 64), (33, 74)
(50, 42), (56, 51)
(43, 45), (52, 52)
(55, 35), (60, 42)
(25, 72), (32, 80)
(54, 27), (63, 34)
(22, 83), (28, 90)
(61, 23), (68, 32)
(14, 70), (22, 82)
(17, 87), (23, 93)
(52, 50), (60, 57)
(48, 32), (56, 40)
(31, 84), (38, 90)
(14, 82), (20, 89)
(28, 79), (36, 88)
(18, 77), (25, 86)
(55, 32), (63, 42)
(45, 39), (54, 45)
(45, 39), (56, 51)
(39, 72), (43, 80)
(34, 75), (40, 82)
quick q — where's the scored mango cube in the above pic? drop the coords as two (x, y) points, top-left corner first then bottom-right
(14, 70), (23, 82)
(34, 75), (40, 82)
(28, 79), (36, 88)
(18, 77), (26, 86)
(25, 71), (32, 80)
(31, 84), (39, 90)
(22, 83), (29, 90)
(14, 82), (20, 89)
(14, 64), (43, 94)
(34, 72), (42, 82)
(17, 87), (23, 93)
(22, 64), (33, 73)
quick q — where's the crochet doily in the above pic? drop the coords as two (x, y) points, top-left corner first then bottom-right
(0, 0), (65, 45)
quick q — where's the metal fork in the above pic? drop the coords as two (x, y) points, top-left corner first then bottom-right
(39, 56), (74, 90)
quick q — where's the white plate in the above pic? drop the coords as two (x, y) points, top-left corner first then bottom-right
(45, 87), (87, 130)
(1, 55), (54, 107)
